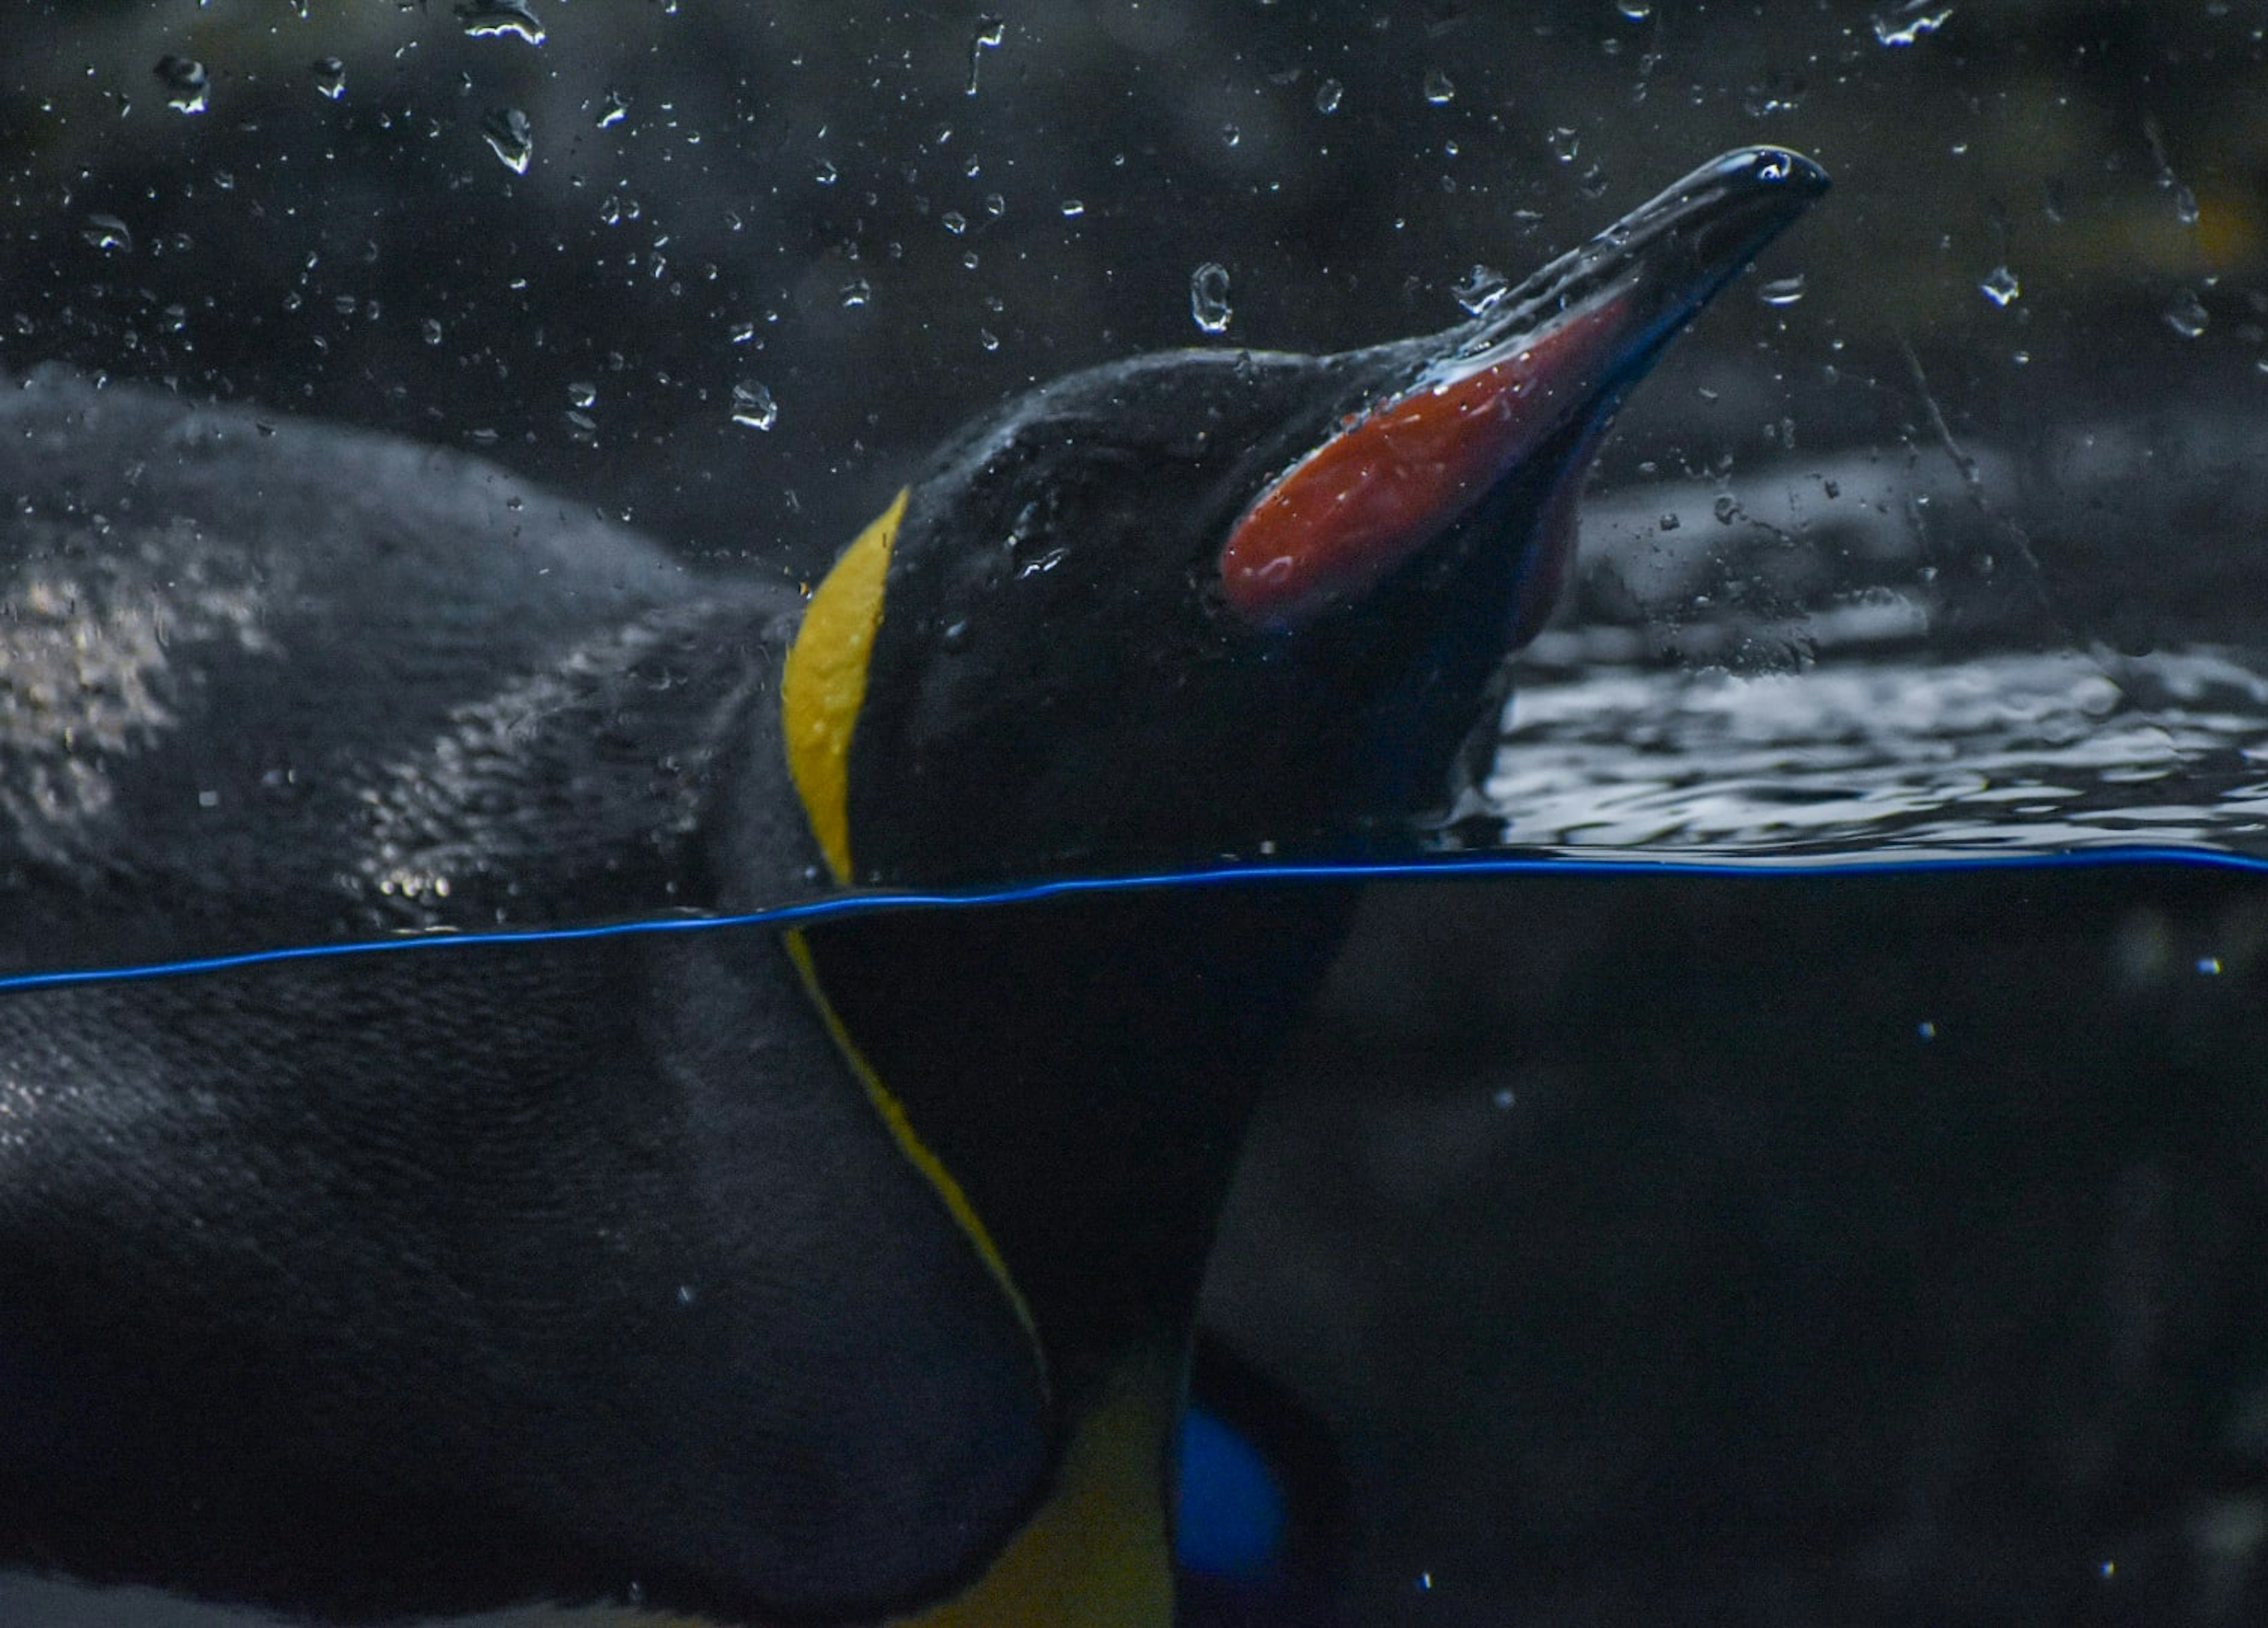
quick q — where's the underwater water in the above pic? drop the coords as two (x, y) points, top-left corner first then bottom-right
(0, 843), (2263, 1627)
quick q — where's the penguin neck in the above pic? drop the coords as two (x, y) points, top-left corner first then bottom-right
(787, 884), (1355, 1411)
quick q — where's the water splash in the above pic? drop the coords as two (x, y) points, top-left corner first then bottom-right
(1757, 274), (1808, 308)
(80, 215), (133, 254)
(456, 0), (546, 46)
(1872, 2), (1954, 46)
(1190, 263), (1233, 335)
(2164, 290), (2210, 340)
(481, 108), (534, 174)
(154, 56), (208, 115)
(967, 15), (1005, 96)
(729, 381), (778, 430)
(1453, 265), (1509, 316)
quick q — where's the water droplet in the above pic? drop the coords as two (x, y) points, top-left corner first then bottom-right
(1060, 198), (1084, 218)
(1979, 265), (2020, 307)
(2197, 955), (2223, 976)
(1917, 1020), (1937, 1040)
(1757, 273), (1807, 307)
(977, 327), (1000, 351)
(1221, 122), (1241, 149)
(967, 14), (1005, 95)
(2164, 289), (2209, 339)
(80, 214), (133, 254)
(1871, 2), (1954, 47)
(1617, 0), (1654, 18)
(1190, 262), (1233, 335)
(1314, 76), (1344, 114)
(1422, 68), (1456, 105)
(481, 107), (533, 174)
(730, 381), (778, 430)
(1547, 127), (1579, 163)
(567, 381), (598, 409)
(2172, 185), (2199, 228)
(1452, 264), (1508, 316)
(154, 56), (208, 116)
(456, 0), (546, 47)
(595, 89), (628, 128)
(309, 58), (346, 100)
(814, 158), (838, 185)
(983, 192), (1006, 219)
(839, 276), (871, 309)
(941, 209), (968, 235)
(419, 317), (443, 345)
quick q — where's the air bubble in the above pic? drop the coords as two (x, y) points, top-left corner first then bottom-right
(840, 276), (871, 308)
(1422, 68), (1456, 105)
(309, 58), (346, 100)
(1757, 273), (1807, 307)
(2164, 289), (2209, 339)
(1315, 77), (1344, 114)
(596, 90), (628, 129)
(1979, 265), (2019, 307)
(567, 381), (598, 410)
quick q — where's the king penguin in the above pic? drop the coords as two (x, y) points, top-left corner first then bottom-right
(0, 148), (1823, 1626)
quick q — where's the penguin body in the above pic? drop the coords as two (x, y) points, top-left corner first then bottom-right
(0, 149), (1825, 1624)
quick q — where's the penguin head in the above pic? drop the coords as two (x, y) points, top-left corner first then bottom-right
(783, 148), (1827, 885)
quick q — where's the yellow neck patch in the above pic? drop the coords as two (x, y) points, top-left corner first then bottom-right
(896, 1352), (1178, 1628)
(782, 488), (908, 883)
(781, 928), (1037, 1346)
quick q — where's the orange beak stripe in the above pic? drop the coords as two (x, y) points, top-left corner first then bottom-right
(1218, 293), (1632, 628)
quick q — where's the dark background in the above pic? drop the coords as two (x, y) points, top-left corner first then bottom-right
(5, 3), (2268, 1625)
(6, 1), (2268, 637)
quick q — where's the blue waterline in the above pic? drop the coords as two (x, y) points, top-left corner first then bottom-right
(2, 843), (2262, 996)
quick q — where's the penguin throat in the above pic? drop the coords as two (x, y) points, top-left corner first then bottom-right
(782, 489), (907, 883)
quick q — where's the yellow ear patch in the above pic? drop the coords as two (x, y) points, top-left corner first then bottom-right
(782, 488), (908, 883)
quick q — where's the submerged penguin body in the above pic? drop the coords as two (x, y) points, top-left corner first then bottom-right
(0, 149), (1825, 1625)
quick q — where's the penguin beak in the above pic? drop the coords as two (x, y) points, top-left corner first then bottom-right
(1217, 146), (1830, 632)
